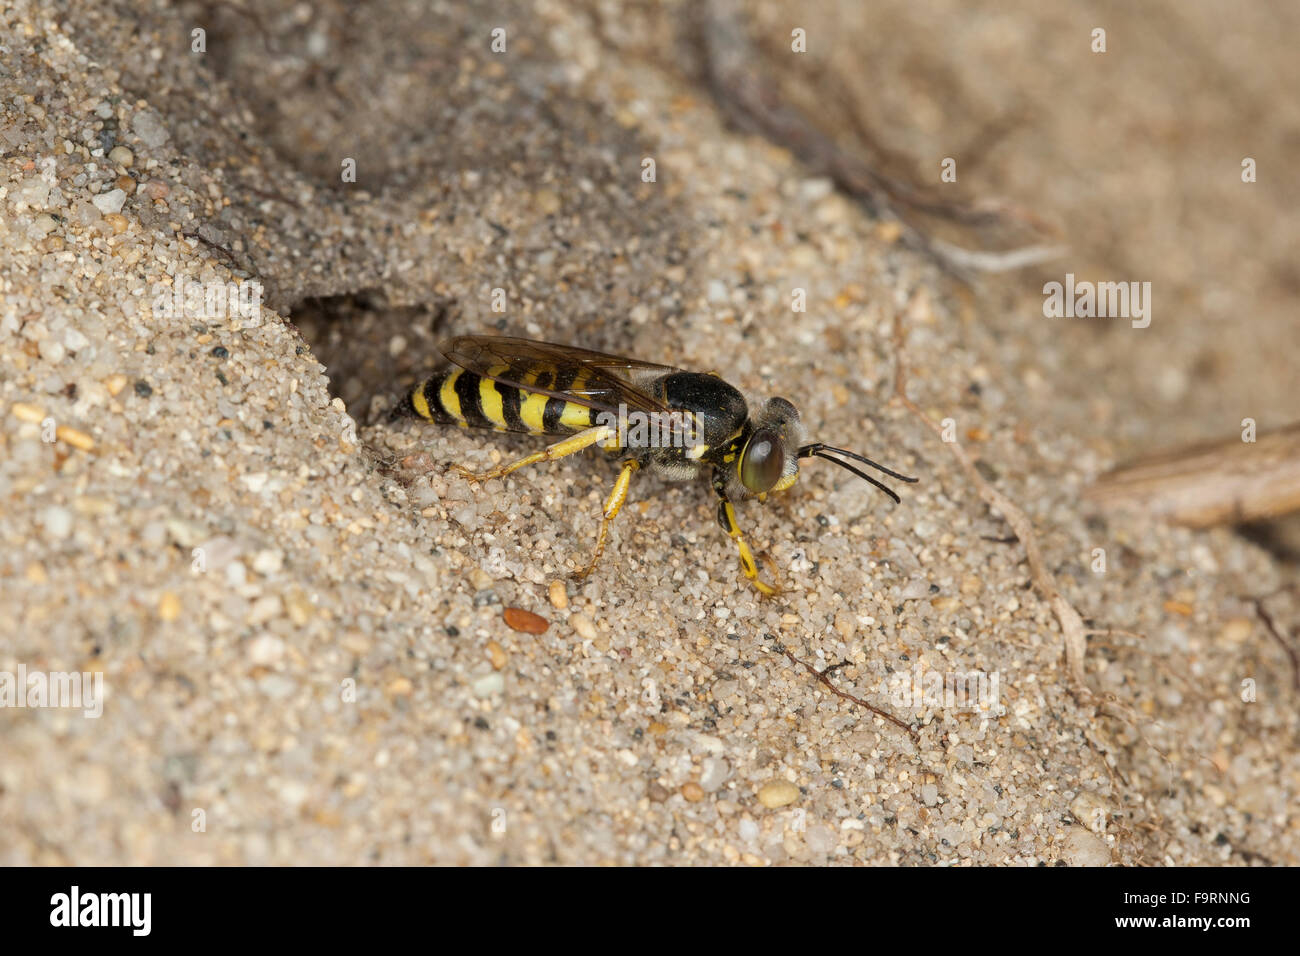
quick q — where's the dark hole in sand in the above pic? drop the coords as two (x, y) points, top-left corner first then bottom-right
(288, 291), (452, 423)
(1237, 515), (1300, 567)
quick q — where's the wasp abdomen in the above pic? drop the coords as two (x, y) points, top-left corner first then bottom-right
(402, 366), (595, 436)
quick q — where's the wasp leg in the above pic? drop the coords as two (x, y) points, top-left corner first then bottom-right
(452, 424), (615, 482)
(574, 459), (639, 581)
(713, 485), (780, 597)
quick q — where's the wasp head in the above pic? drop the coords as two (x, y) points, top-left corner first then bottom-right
(735, 398), (919, 503)
(737, 397), (807, 495)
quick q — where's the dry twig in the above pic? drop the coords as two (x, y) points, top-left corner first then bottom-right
(768, 638), (918, 738)
(1250, 594), (1300, 693)
(1084, 424), (1300, 527)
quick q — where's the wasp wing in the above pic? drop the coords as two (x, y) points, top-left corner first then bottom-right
(440, 336), (685, 428)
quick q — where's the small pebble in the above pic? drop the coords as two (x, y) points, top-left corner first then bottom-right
(571, 613), (597, 641)
(92, 189), (126, 215)
(247, 595), (282, 626)
(471, 672), (505, 698)
(1220, 618), (1252, 644)
(73, 200), (101, 225)
(700, 757), (730, 792)
(278, 781), (309, 809)
(11, 402), (45, 424)
(41, 506), (74, 539)
(251, 550), (283, 575)
(548, 580), (568, 609)
(898, 578), (930, 601)
(1070, 791), (1110, 832)
(131, 108), (170, 147)
(503, 607), (548, 634)
(680, 782), (705, 802)
(1060, 826), (1110, 866)
(247, 633), (285, 664)
(284, 589), (313, 626)
(39, 339), (66, 364)
(757, 780), (800, 808)
(158, 591), (181, 622)
(14, 176), (50, 209)
(107, 145), (134, 167)
(534, 188), (561, 214)
(55, 425), (95, 451)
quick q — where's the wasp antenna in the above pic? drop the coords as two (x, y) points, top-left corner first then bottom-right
(799, 443), (918, 483)
(812, 451), (903, 504)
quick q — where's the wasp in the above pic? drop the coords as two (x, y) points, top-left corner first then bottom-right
(392, 335), (916, 595)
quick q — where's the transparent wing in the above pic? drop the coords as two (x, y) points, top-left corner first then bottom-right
(439, 335), (683, 422)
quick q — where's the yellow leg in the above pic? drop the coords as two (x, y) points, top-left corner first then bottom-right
(716, 498), (780, 596)
(453, 425), (615, 482)
(574, 459), (639, 581)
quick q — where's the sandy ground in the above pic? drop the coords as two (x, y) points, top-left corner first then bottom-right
(1, 0), (1296, 865)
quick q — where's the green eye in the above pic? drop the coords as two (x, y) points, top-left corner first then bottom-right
(739, 429), (784, 493)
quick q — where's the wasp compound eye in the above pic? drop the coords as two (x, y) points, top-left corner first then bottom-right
(739, 428), (785, 493)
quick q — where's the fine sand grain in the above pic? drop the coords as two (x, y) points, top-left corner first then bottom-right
(1, 0), (1296, 864)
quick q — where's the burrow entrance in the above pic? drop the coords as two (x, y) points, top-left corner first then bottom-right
(286, 290), (453, 426)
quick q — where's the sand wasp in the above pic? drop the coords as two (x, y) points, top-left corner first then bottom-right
(392, 335), (916, 595)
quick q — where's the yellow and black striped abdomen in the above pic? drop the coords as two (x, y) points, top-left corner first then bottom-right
(397, 363), (596, 436)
